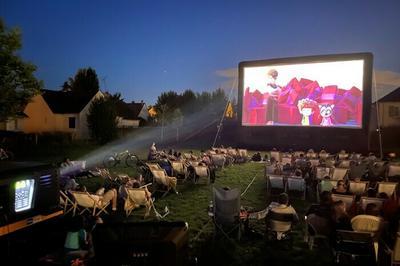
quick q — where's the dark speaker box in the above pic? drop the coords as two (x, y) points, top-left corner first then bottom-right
(92, 221), (189, 266)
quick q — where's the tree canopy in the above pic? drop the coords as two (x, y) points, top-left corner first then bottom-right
(0, 18), (42, 121)
(154, 88), (228, 125)
(87, 93), (119, 144)
(62, 67), (99, 96)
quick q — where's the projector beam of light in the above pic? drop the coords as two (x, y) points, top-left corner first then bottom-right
(78, 100), (225, 169)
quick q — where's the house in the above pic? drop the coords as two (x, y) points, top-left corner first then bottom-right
(0, 112), (28, 132)
(375, 87), (400, 127)
(116, 100), (149, 128)
(20, 89), (103, 139)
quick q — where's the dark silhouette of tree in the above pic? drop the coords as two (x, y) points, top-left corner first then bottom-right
(0, 18), (42, 121)
(64, 67), (99, 96)
(87, 93), (119, 144)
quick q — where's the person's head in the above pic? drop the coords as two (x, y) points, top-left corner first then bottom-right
(337, 180), (346, 189)
(278, 193), (289, 205)
(365, 203), (380, 216)
(333, 200), (346, 217)
(270, 157), (276, 163)
(378, 192), (388, 199)
(320, 191), (332, 205)
(295, 168), (302, 177)
(299, 153), (304, 158)
(367, 188), (377, 197)
(268, 69), (278, 79)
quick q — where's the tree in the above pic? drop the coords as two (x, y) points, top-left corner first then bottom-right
(0, 18), (42, 121)
(64, 67), (99, 96)
(87, 93), (119, 144)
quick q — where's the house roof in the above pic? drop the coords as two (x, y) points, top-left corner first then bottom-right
(116, 101), (146, 120)
(41, 89), (98, 114)
(378, 87), (400, 102)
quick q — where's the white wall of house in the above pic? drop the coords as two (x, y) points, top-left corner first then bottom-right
(138, 103), (149, 120)
(117, 117), (140, 128)
(78, 91), (104, 139)
(379, 102), (400, 127)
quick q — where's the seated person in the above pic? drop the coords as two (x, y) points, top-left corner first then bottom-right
(64, 216), (90, 264)
(64, 177), (80, 191)
(332, 180), (350, 195)
(266, 193), (299, 240)
(320, 176), (334, 193)
(159, 156), (173, 176)
(307, 191), (333, 220)
(269, 193), (299, 223)
(332, 200), (352, 231)
(252, 152), (262, 162)
(61, 157), (73, 168)
(148, 142), (157, 160)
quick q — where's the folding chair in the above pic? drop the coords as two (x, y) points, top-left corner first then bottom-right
(211, 154), (226, 168)
(315, 167), (332, 180)
(286, 177), (306, 200)
(281, 157), (292, 166)
(331, 167), (348, 181)
(338, 153), (349, 160)
(212, 187), (242, 241)
(150, 169), (177, 197)
(348, 181), (369, 196)
(238, 149), (249, 161)
(377, 182), (398, 197)
(306, 152), (318, 159)
(170, 160), (189, 181)
(351, 215), (384, 261)
(270, 151), (281, 162)
(294, 151), (304, 158)
(359, 197), (385, 213)
(305, 213), (331, 250)
(60, 190), (75, 215)
(267, 175), (285, 195)
(331, 194), (355, 211)
(387, 165), (400, 182)
(319, 152), (330, 160)
(309, 159), (320, 167)
(145, 162), (162, 170)
(193, 165), (210, 185)
(124, 184), (154, 218)
(70, 191), (109, 216)
(334, 230), (375, 264)
(339, 160), (351, 168)
(266, 211), (295, 246)
(325, 159), (336, 167)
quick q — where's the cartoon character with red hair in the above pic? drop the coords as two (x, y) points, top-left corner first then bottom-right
(297, 98), (318, 126)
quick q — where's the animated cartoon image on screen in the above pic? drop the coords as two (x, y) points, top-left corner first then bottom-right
(297, 98), (318, 126)
(242, 60), (364, 128)
(319, 104), (335, 126)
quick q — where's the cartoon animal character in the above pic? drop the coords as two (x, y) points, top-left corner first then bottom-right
(319, 104), (335, 126)
(297, 98), (318, 126)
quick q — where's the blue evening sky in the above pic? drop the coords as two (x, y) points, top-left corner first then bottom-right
(1, 0), (399, 104)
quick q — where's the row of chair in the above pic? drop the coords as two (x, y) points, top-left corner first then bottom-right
(266, 175), (306, 200)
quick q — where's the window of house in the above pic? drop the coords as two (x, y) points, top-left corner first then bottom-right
(69, 117), (76, 129)
(388, 106), (399, 117)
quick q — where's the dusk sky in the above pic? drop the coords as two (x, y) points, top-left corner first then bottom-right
(1, 0), (399, 104)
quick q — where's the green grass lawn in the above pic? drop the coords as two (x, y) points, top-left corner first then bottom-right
(18, 142), (335, 265)
(76, 162), (334, 266)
